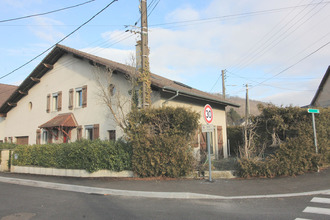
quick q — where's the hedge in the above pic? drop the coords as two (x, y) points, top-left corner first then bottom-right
(11, 139), (132, 173)
(0, 143), (17, 150)
(125, 106), (199, 177)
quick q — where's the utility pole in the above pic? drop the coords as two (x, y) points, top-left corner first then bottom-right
(222, 70), (226, 99)
(140, 0), (150, 108)
(244, 84), (250, 158)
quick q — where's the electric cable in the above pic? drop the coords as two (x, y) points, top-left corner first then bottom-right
(0, 0), (119, 80)
(0, 0), (97, 23)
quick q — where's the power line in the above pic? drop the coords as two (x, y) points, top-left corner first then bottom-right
(252, 39), (330, 88)
(228, 0), (311, 73)
(0, 0), (97, 23)
(0, 0), (119, 80)
(149, 1), (330, 28)
(148, 0), (161, 17)
(231, 0), (329, 73)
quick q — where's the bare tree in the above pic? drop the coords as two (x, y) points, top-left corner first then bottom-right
(93, 55), (138, 130)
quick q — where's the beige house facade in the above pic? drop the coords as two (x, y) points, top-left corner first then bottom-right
(0, 45), (238, 159)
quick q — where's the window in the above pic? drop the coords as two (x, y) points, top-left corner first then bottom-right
(85, 125), (93, 140)
(50, 91), (62, 111)
(75, 88), (83, 107)
(108, 130), (116, 141)
(85, 124), (99, 140)
(42, 131), (48, 144)
(52, 93), (58, 111)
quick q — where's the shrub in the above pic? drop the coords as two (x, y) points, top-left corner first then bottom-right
(11, 139), (132, 173)
(125, 106), (199, 177)
(227, 126), (244, 156)
(237, 106), (329, 178)
(0, 143), (17, 150)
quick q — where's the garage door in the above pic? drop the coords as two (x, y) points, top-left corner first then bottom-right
(16, 136), (29, 145)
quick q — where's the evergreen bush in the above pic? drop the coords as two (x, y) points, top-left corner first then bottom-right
(11, 139), (132, 173)
(125, 106), (199, 177)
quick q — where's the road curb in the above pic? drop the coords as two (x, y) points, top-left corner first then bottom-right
(0, 176), (329, 199)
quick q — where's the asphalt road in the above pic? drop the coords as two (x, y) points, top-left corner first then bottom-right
(1, 182), (329, 220)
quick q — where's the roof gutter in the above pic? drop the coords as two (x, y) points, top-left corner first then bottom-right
(161, 86), (240, 108)
(162, 89), (179, 106)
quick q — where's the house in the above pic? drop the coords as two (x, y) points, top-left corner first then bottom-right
(0, 83), (18, 142)
(0, 83), (18, 107)
(0, 44), (239, 159)
(310, 66), (330, 108)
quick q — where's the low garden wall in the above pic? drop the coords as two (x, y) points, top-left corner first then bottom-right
(10, 166), (133, 178)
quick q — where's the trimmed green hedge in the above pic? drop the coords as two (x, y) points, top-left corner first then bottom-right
(0, 143), (17, 150)
(11, 139), (132, 173)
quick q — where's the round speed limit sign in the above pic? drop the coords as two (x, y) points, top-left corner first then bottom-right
(203, 104), (213, 124)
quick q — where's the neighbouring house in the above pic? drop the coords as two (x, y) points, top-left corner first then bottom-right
(0, 44), (239, 159)
(309, 65), (330, 108)
(0, 83), (18, 142)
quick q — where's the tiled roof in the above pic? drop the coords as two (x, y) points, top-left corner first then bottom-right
(39, 113), (77, 128)
(0, 83), (18, 107)
(0, 44), (239, 114)
(56, 45), (239, 107)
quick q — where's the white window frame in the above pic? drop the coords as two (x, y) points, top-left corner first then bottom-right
(42, 130), (48, 144)
(52, 93), (58, 111)
(85, 125), (93, 140)
(75, 88), (83, 108)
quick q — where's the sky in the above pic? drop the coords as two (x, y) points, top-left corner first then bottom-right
(0, 0), (329, 107)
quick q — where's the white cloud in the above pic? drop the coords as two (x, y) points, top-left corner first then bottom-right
(80, 47), (134, 65)
(165, 6), (200, 22)
(29, 17), (65, 43)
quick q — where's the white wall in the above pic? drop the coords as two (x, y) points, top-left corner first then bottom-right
(0, 54), (132, 144)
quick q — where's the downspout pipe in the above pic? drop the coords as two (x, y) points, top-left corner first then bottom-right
(162, 90), (179, 106)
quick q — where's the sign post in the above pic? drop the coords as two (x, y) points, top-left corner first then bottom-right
(308, 109), (319, 154)
(202, 104), (213, 182)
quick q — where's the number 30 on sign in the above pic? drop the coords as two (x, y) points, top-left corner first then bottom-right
(204, 104), (213, 124)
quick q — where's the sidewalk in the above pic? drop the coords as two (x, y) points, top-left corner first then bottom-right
(0, 168), (329, 199)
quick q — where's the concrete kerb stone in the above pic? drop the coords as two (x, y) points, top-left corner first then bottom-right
(0, 176), (329, 200)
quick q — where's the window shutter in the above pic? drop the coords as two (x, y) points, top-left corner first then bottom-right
(69, 89), (73, 110)
(82, 85), (87, 108)
(46, 94), (50, 113)
(93, 124), (99, 140)
(36, 129), (41, 145)
(48, 132), (53, 144)
(57, 91), (62, 111)
(77, 126), (82, 141)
